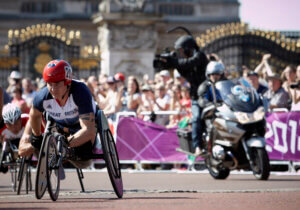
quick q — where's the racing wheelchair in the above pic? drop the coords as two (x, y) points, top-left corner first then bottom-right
(0, 138), (33, 194)
(0, 138), (32, 193)
(0, 138), (19, 192)
(35, 110), (123, 201)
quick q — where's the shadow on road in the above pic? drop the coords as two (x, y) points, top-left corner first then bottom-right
(230, 178), (300, 181)
(0, 208), (47, 210)
(119, 197), (195, 200)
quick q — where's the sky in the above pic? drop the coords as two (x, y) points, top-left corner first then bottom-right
(239, 0), (300, 31)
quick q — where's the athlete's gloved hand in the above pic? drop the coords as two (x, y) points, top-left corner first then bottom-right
(30, 134), (43, 149)
(56, 124), (67, 135)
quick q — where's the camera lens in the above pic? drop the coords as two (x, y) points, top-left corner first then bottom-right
(290, 82), (300, 89)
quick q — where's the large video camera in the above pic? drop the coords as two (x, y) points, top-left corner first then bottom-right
(153, 26), (198, 71)
(290, 82), (300, 89)
(153, 48), (177, 71)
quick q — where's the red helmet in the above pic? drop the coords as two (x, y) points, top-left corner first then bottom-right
(114, 72), (125, 82)
(43, 59), (72, 85)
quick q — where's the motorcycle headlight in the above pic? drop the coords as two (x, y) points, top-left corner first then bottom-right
(234, 112), (250, 124)
(234, 106), (265, 124)
(253, 106), (265, 121)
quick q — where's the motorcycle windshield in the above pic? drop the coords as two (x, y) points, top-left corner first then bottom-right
(215, 78), (261, 112)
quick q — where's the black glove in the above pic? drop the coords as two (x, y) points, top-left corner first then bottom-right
(56, 124), (66, 135)
(30, 134), (43, 149)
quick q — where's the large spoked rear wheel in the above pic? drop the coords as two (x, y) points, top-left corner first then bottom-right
(205, 156), (230, 180)
(251, 148), (270, 180)
(35, 135), (49, 199)
(101, 129), (123, 198)
(46, 135), (60, 201)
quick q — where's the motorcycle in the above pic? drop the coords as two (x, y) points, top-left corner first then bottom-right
(202, 78), (270, 180)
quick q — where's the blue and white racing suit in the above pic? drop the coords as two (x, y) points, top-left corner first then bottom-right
(33, 80), (97, 159)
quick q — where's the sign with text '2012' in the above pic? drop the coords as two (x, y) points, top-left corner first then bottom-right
(116, 112), (300, 162)
(265, 112), (300, 161)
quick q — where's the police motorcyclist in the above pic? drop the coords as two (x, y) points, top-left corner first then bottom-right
(197, 61), (226, 152)
(198, 61), (226, 108)
(159, 34), (209, 155)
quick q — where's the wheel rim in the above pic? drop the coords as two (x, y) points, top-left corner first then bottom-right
(102, 129), (123, 198)
(35, 136), (48, 199)
(10, 164), (17, 192)
(46, 135), (60, 201)
(28, 164), (32, 192)
(205, 157), (218, 174)
(105, 130), (121, 178)
(17, 158), (26, 195)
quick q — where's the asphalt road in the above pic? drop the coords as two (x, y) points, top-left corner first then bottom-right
(0, 169), (300, 210)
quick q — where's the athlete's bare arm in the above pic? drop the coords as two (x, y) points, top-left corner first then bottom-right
(67, 112), (96, 147)
(30, 107), (43, 136)
(0, 87), (3, 120)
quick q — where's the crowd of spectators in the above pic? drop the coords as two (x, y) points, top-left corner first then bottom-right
(1, 54), (300, 129)
(84, 69), (193, 128)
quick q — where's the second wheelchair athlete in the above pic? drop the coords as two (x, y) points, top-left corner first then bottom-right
(0, 103), (29, 173)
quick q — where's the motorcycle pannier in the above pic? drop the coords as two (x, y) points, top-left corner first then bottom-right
(176, 128), (195, 153)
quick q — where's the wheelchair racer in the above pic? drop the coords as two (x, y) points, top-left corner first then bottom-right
(18, 59), (97, 168)
(0, 103), (29, 173)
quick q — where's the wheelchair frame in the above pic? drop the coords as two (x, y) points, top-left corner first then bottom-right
(0, 138), (26, 193)
(35, 110), (123, 201)
(1, 138), (33, 194)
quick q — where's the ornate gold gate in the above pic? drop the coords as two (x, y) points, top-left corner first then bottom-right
(0, 23), (100, 87)
(197, 22), (300, 74)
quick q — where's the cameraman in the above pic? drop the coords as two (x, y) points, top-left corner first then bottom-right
(156, 35), (209, 155)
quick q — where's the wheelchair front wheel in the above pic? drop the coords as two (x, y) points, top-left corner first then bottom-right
(17, 157), (26, 195)
(35, 135), (49, 199)
(10, 163), (18, 192)
(46, 134), (60, 201)
(101, 129), (123, 198)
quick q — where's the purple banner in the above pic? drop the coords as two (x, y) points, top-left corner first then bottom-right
(116, 112), (300, 162)
(116, 117), (186, 161)
(265, 111), (300, 161)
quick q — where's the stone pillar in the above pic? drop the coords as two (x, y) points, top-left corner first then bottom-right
(93, 1), (160, 81)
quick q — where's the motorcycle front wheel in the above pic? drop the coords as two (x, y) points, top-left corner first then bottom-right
(205, 157), (230, 179)
(251, 148), (270, 180)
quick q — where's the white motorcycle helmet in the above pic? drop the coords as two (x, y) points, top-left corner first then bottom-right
(205, 61), (225, 78)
